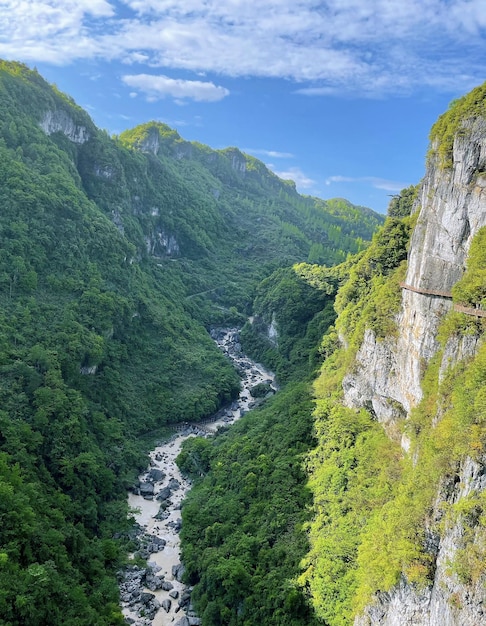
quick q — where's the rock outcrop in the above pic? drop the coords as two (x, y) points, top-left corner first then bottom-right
(344, 118), (486, 427)
(40, 109), (90, 144)
(347, 108), (486, 624)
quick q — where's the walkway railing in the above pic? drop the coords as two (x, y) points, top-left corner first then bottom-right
(400, 282), (453, 299)
(400, 282), (486, 318)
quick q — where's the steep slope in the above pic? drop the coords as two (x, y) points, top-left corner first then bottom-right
(0, 60), (382, 625)
(302, 84), (486, 625)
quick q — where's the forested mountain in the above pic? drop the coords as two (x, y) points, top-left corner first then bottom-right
(0, 61), (383, 625)
(181, 83), (486, 626)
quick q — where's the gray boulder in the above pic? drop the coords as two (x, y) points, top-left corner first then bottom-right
(161, 599), (171, 612)
(148, 468), (165, 482)
(172, 563), (186, 582)
(139, 482), (154, 496)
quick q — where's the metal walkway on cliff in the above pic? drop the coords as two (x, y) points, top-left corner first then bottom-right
(400, 283), (486, 318)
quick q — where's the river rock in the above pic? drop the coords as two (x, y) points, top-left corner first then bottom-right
(174, 617), (190, 626)
(168, 518), (182, 531)
(153, 507), (170, 520)
(147, 468), (165, 482)
(145, 571), (165, 591)
(168, 477), (180, 490)
(139, 482), (154, 496)
(178, 588), (191, 607)
(172, 563), (186, 582)
(161, 580), (174, 591)
(140, 592), (155, 605)
(169, 589), (179, 599)
(145, 535), (166, 553)
(161, 599), (171, 612)
(156, 486), (172, 500)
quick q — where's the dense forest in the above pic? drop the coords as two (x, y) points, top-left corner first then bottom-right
(0, 61), (384, 625)
(180, 82), (486, 626)
(178, 195), (415, 625)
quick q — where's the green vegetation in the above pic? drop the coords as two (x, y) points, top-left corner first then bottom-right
(334, 213), (415, 351)
(0, 60), (383, 624)
(387, 184), (419, 218)
(451, 226), (486, 308)
(298, 208), (414, 624)
(178, 382), (322, 626)
(429, 80), (486, 168)
(301, 199), (486, 624)
(240, 266), (338, 381)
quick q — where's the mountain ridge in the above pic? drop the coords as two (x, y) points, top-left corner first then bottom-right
(0, 59), (381, 625)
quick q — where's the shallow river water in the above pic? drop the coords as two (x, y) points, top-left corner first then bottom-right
(120, 328), (276, 626)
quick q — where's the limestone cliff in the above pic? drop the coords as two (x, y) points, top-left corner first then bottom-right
(344, 95), (486, 624)
(40, 109), (90, 144)
(344, 117), (486, 427)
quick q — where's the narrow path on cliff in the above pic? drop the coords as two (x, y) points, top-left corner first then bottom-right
(401, 282), (486, 318)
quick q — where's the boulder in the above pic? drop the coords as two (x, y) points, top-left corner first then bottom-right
(140, 592), (155, 605)
(156, 486), (172, 500)
(161, 580), (174, 591)
(161, 599), (171, 613)
(168, 518), (182, 531)
(172, 563), (186, 582)
(178, 588), (191, 607)
(168, 477), (180, 490)
(139, 482), (154, 496)
(144, 572), (164, 591)
(148, 468), (165, 482)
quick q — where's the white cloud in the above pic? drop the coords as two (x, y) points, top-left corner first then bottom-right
(0, 0), (485, 95)
(325, 175), (408, 192)
(243, 148), (294, 158)
(272, 166), (315, 189)
(121, 73), (230, 102)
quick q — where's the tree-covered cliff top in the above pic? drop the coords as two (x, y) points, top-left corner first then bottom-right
(429, 80), (486, 168)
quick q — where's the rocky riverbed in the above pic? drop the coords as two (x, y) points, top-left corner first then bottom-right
(120, 328), (276, 626)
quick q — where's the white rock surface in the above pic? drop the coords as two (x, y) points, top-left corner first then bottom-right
(40, 109), (89, 144)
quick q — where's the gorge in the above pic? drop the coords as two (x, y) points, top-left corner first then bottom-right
(120, 329), (276, 626)
(1, 59), (486, 626)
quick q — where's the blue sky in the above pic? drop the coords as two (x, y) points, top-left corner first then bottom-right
(1, 1), (485, 213)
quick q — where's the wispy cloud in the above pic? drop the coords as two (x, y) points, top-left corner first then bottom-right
(273, 166), (315, 190)
(121, 74), (230, 102)
(325, 175), (408, 192)
(0, 1), (484, 96)
(243, 148), (294, 159)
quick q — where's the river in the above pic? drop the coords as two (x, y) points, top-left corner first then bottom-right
(120, 328), (276, 626)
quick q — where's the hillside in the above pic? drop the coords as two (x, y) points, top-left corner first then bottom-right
(0, 61), (382, 625)
(301, 85), (486, 624)
(179, 82), (486, 626)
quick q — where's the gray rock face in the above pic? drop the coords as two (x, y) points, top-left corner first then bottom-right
(349, 119), (486, 625)
(40, 110), (89, 144)
(344, 117), (486, 430)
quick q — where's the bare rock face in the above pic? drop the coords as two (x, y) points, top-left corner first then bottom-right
(348, 117), (486, 625)
(344, 117), (486, 427)
(40, 110), (89, 144)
